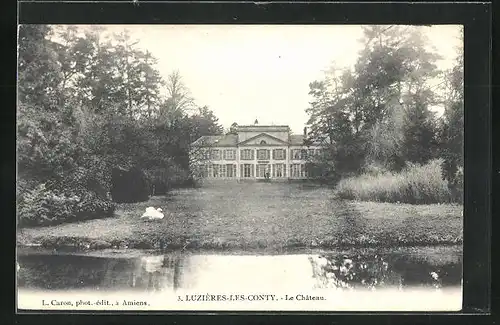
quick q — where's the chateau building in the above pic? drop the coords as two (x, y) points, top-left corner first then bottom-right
(189, 122), (323, 180)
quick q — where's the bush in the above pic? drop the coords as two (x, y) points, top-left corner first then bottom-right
(73, 188), (116, 220)
(362, 163), (389, 177)
(336, 159), (454, 204)
(111, 166), (150, 203)
(145, 163), (192, 195)
(17, 183), (115, 227)
(305, 161), (342, 185)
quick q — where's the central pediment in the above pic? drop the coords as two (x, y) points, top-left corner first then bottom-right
(238, 133), (289, 146)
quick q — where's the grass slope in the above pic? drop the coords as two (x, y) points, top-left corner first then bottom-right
(17, 183), (463, 252)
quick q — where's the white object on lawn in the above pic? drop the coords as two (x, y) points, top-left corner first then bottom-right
(141, 207), (164, 220)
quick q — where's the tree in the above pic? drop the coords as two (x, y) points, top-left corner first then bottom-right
(70, 27), (127, 115)
(305, 26), (444, 179)
(189, 106), (224, 140)
(439, 29), (463, 202)
(17, 25), (117, 226)
(17, 25), (78, 183)
(305, 68), (365, 179)
(401, 90), (439, 164)
(17, 25), (226, 225)
(365, 97), (406, 170)
(228, 122), (238, 134)
(160, 70), (195, 120)
(18, 25), (63, 108)
(355, 26), (441, 170)
(136, 50), (164, 120)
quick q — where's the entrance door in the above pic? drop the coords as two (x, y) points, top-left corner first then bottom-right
(257, 164), (270, 179)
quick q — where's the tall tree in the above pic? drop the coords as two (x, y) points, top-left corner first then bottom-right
(189, 106), (224, 140)
(305, 25), (444, 177)
(18, 25), (226, 225)
(305, 69), (365, 178)
(136, 50), (164, 120)
(18, 25), (63, 108)
(439, 29), (464, 186)
(71, 27), (127, 115)
(357, 26), (441, 169)
(401, 90), (439, 164)
(17, 24), (78, 183)
(161, 70), (195, 120)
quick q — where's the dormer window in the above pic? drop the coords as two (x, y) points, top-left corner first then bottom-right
(260, 140), (267, 145)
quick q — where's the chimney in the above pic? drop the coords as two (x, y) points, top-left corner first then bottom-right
(254, 119), (259, 125)
(303, 127), (308, 137)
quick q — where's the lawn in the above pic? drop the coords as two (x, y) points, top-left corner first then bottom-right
(17, 182), (463, 252)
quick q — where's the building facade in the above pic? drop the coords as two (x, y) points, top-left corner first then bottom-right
(189, 124), (323, 180)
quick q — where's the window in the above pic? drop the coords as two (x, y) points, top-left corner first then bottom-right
(315, 149), (323, 157)
(273, 164), (285, 178)
(273, 149), (285, 160)
(211, 149), (221, 161)
(260, 140), (267, 145)
(241, 149), (254, 160)
(207, 164), (213, 177)
(257, 149), (270, 160)
(212, 164), (220, 178)
(290, 164), (301, 177)
(223, 149), (236, 160)
(202, 149), (210, 160)
(226, 164), (236, 177)
(220, 164), (227, 177)
(242, 164), (253, 178)
(257, 164), (270, 178)
(301, 149), (308, 160)
(291, 149), (301, 160)
(308, 149), (315, 158)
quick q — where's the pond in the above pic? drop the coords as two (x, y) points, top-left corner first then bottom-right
(17, 245), (462, 311)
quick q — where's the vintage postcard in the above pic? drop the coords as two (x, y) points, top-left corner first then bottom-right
(16, 24), (463, 312)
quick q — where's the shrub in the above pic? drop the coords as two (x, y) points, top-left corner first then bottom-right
(305, 161), (341, 185)
(336, 159), (454, 204)
(145, 162), (192, 195)
(111, 166), (150, 203)
(17, 183), (115, 227)
(74, 188), (116, 220)
(362, 163), (389, 177)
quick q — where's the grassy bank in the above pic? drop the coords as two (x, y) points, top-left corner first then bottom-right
(17, 183), (463, 252)
(336, 160), (459, 204)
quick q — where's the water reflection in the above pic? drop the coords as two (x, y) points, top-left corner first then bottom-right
(17, 247), (462, 292)
(129, 255), (183, 291)
(309, 251), (462, 290)
(17, 253), (184, 292)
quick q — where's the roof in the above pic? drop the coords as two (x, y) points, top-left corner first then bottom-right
(237, 125), (290, 128)
(289, 135), (322, 146)
(236, 125), (290, 132)
(191, 134), (238, 147)
(289, 134), (305, 146)
(191, 132), (322, 147)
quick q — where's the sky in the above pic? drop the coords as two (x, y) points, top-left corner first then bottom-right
(69, 25), (462, 134)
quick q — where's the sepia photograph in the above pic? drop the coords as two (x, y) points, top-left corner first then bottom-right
(16, 24), (464, 311)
